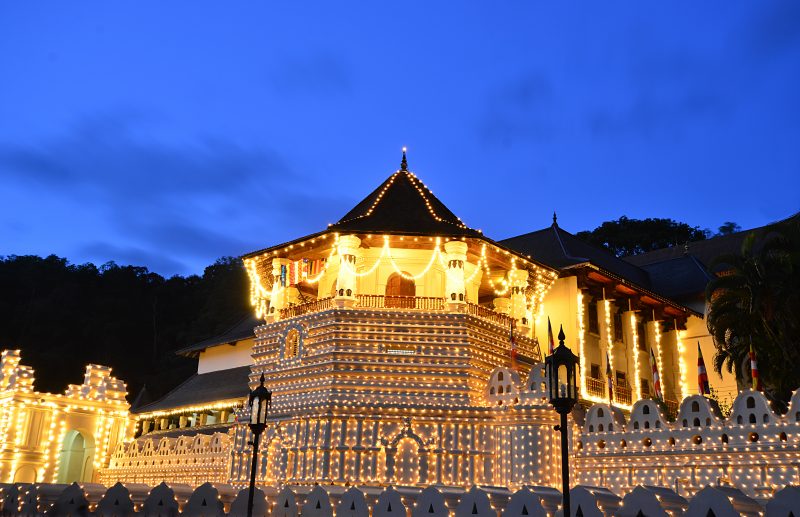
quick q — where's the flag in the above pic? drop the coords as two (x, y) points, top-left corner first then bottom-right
(547, 317), (555, 354)
(750, 342), (761, 391)
(509, 319), (518, 371)
(649, 348), (663, 400)
(606, 352), (614, 404)
(697, 342), (710, 395)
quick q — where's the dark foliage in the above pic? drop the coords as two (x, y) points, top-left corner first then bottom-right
(0, 255), (250, 402)
(575, 216), (710, 257)
(706, 216), (800, 409)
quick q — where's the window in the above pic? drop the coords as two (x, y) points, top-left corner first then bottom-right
(613, 310), (623, 342)
(385, 273), (415, 308)
(643, 405), (650, 415)
(691, 401), (700, 412)
(746, 396), (755, 409)
(616, 371), (627, 388)
(590, 364), (601, 379)
(284, 329), (300, 359)
(588, 300), (599, 334)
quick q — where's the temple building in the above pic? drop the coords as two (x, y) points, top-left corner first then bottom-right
(102, 153), (764, 494)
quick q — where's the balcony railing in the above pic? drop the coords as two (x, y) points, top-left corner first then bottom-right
(586, 377), (606, 399)
(280, 297), (334, 319)
(277, 296), (521, 331)
(615, 385), (632, 406)
(356, 294), (445, 311)
(465, 302), (514, 328)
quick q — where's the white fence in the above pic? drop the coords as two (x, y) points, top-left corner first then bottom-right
(1, 481), (798, 516)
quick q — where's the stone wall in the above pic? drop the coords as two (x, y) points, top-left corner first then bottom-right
(576, 387), (800, 500)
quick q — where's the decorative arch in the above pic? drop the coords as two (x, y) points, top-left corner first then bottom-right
(385, 428), (428, 485)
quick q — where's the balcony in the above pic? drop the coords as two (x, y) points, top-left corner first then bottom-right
(586, 377), (606, 399)
(279, 295), (515, 328)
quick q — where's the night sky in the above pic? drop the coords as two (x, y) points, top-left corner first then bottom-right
(1, 2), (798, 276)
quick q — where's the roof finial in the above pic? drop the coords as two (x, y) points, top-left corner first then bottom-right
(552, 211), (558, 226)
(400, 147), (408, 171)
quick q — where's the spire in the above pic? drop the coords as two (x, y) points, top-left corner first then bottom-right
(552, 211), (558, 226)
(400, 147), (408, 171)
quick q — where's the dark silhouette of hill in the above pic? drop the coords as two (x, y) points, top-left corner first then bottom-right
(0, 255), (250, 402)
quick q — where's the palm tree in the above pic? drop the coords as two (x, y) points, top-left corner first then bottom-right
(706, 217), (800, 409)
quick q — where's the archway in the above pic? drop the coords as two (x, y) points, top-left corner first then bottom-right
(57, 430), (95, 483)
(263, 437), (284, 484)
(394, 437), (420, 485)
(386, 273), (415, 308)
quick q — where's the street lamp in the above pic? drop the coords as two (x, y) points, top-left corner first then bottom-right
(544, 325), (579, 517)
(247, 373), (271, 517)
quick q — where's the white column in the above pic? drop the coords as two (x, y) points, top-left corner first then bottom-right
(623, 309), (641, 401)
(268, 258), (291, 320)
(444, 240), (468, 309)
(335, 235), (361, 308)
(598, 298), (616, 403)
(509, 269), (529, 329)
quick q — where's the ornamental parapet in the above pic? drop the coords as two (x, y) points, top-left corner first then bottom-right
(101, 431), (232, 487)
(575, 388), (800, 500)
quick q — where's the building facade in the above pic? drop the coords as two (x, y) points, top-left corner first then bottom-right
(101, 156), (785, 499)
(0, 350), (131, 484)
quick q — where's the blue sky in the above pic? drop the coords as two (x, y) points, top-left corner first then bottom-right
(1, 2), (798, 276)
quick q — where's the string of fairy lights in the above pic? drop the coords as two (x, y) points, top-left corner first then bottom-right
(244, 233), (558, 322)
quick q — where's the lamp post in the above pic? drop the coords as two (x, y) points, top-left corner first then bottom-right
(544, 325), (579, 517)
(247, 373), (271, 517)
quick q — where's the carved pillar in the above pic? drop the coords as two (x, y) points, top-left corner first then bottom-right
(444, 240), (468, 309)
(493, 297), (510, 315)
(335, 235), (361, 308)
(509, 269), (529, 329)
(268, 258), (291, 320)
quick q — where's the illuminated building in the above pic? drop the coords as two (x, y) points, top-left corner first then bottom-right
(0, 350), (131, 484)
(102, 153), (759, 495)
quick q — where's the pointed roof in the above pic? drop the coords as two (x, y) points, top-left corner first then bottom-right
(329, 153), (481, 237)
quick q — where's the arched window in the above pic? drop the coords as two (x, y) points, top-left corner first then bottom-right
(644, 421), (650, 429)
(746, 396), (755, 409)
(643, 405), (650, 415)
(737, 415), (743, 425)
(693, 418), (700, 427)
(385, 273), (415, 308)
(749, 414), (757, 424)
(691, 401), (700, 412)
(633, 422), (639, 430)
(498, 372), (504, 381)
(284, 329), (300, 359)
(597, 408), (605, 418)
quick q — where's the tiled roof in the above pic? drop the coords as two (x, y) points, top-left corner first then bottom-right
(500, 223), (652, 287)
(329, 161), (481, 238)
(176, 315), (261, 357)
(134, 366), (250, 414)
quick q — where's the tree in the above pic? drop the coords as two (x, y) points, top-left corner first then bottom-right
(717, 221), (741, 236)
(575, 216), (710, 257)
(705, 218), (800, 409)
(0, 254), (250, 402)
